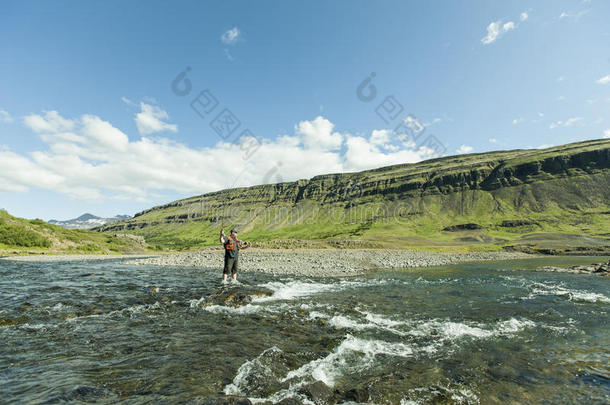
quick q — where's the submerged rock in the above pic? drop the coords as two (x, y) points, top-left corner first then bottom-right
(205, 286), (273, 308)
(63, 385), (113, 401)
(297, 380), (335, 405)
(342, 387), (370, 403)
(275, 398), (304, 405)
(0, 315), (30, 327)
(194, 396), (252, 405)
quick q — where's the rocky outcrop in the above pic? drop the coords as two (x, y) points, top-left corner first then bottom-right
(442, 223), (483, 231)
(539, 261), (610, 275)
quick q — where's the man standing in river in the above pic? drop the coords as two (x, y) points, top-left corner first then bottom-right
(219, 228), (249, 282)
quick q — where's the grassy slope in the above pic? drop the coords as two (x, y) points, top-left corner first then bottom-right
(0, 210), (148, 255)
(96, 139), (610, 252)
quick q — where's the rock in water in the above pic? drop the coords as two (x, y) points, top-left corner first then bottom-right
(297, 380), (335, 405)
(63, 385), (111, 401)
(193, 396), (252, 405)
(205, 286), (273, 308)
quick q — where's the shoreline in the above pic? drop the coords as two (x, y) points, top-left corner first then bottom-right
(0, 254), (159, 262)
(1, 249), (535, 276)
(2, 249), (607, 277)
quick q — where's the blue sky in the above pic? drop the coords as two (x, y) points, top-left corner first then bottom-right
(1, 0), (609, 220)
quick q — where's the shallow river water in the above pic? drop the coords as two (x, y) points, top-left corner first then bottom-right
(1, 257), (609, 404)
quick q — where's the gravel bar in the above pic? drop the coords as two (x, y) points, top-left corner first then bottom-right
(125, 249), (536, 277)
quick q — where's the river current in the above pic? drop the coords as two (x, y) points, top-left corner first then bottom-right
(1, 257), (609, 404)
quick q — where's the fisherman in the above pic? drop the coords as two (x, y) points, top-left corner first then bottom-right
(219, 228), (249, 282)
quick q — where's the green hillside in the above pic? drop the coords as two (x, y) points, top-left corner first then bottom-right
(0, 210), (147, 256)
(96, 139), (610, 253)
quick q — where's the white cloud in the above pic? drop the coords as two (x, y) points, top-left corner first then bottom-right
(295, 116), (343, 151)
(557, 76), (566, 82)
(488, 138), (498, 143)
(481, 12), (527, 45)
(456, 145), (474, 154)
(597, 75), (610, 85)
(24, 110), (75, 133)
(135, 103), (178, 135)
(0, 109), (13, 123)
(512, 118), (524, 125)
(549, 117), (583, 129)
(604, 129), (610, 139)
(121, 97), (136, 107)
(503, 21), (515, 31)
(481, 22), (502, 44)
(2, 112), (441, 201)
(221, 27), (240, 45)
(559, 9), (590, 21)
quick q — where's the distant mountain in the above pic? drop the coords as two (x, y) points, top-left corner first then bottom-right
(0, 210), (146, 255)
(49, 213), (131, 229)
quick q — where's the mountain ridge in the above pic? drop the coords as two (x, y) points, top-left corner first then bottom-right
(49, 214), (131, 230)
(94, 139), (610, 252)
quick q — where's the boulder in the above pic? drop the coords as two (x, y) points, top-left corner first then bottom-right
(205, 286), (273, 307)
(297, 380), (335, 405)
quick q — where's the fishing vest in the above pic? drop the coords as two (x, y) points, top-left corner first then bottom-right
(224, 235), (239, 251)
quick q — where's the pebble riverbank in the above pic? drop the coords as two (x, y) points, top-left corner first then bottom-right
(125, 249), (536, 277)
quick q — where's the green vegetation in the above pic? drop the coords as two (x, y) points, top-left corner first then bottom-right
(92, 139), (610, 254)
(0, 210), (147, 256)
(0, 216), (51, 247)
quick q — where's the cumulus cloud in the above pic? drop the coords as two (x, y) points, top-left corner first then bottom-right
(481, 11), (528, 45)
(0, 109), (13, 123)
(549, 117), (583, 129)
(456, 145), (474, 154)
(488, 138), (498, 144)
(134, 102), (178, 135)
(24, 110), (75, 133)
(221, 27), (240, 45)
(597, 75), (610, 85)
(512, 118), (524, 125)
(503, 21), (515, 32)
(1, 112), (443, 201)
(295, 116), (343, 150)
(604, 129), (610, 139)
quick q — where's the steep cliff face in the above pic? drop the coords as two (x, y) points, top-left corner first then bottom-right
(96, 140), (610, 250)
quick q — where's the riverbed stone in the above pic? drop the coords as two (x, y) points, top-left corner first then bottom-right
(205, 286), (273, 307)
(195, 396), (252, 405)
(297, 380), (335, 404)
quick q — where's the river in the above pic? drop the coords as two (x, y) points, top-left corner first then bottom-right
(1, 257), (608, 404)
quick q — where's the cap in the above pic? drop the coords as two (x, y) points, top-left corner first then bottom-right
(230, 228), (237, 233)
